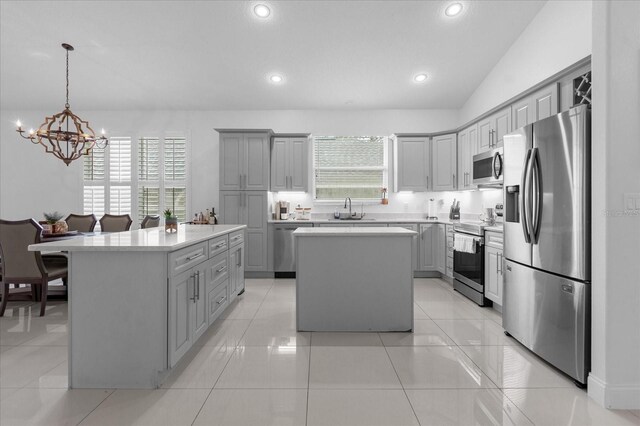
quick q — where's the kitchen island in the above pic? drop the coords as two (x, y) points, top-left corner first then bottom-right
(293, 227), (416, 332)
(29, 224), (246, 389)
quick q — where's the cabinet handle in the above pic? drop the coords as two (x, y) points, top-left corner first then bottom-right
(216, 295), (227, 305)
(186, 252), (204, 261)
(231, 235), (242, 241)
(190, 274), (196, 301)
(237, 249), (242, 267)
(453, 174), (456, 188)
(214, 242), (226, 249)
(196, 271), (201, 301)
(216, 265), (227, 273)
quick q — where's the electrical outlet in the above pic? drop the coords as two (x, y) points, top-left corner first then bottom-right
(624, 193), (640, 211)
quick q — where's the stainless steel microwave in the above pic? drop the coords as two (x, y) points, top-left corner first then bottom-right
(473, 148), (503, 186)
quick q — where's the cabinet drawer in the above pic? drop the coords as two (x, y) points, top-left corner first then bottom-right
(169, 242), (208, 276)
(485, 231), (504, 249)
(229, 230), (244, 247)
(209, 235), (229, 258)
(208, 280), (229, 324)
(209, 252), (229, 290)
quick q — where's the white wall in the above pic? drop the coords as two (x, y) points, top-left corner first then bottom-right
(0, 109), (459, 221)
(459, 0), (592, 125)
(588, 0), (640, 409)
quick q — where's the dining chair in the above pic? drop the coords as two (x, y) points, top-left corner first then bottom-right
(99, 214), (133, 232)
(140, 215), (160, 229)
(65, 213), (97, 232)
(0, 219), (68, 316)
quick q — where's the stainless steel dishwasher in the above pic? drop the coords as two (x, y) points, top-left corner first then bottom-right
(273, 222), (313, 277)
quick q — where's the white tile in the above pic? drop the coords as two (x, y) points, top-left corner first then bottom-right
(386, 346), (496, 389)
(0, 317), (65, 346)
(193, 389), (307, 426)
(239, 316), (310, 347)
(0, 388), (112, 426)
(24, 360), (68, 389)
(413, 303), (430, 319)
(219, 299), (262, 320)
(311, 332), (382, 346)
(458, 344), (575, 389)
(161, 344), (234, 389)
(309, 346), (401, 389)
(80, 389), (209, 426)
(505, 388), (640, 426)
(0, 345), (67, 388)
(307, 389), (419, 426)
(417, 300), (488, 320)
(215, 346), (310, 389)
(20, 323), (68, 346)
(194, 319), (251, 349)
(434, 318), (516, 346)
(406, 388), (533, 425)
(379, 319), (455, 347)
(253, 302), (297, 320)
(0, 345), (14, 353)
(628, 409), (640, 419)
(483, 307), (503, 325)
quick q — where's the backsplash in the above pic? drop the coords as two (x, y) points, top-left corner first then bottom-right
(271, 188), (503, 220)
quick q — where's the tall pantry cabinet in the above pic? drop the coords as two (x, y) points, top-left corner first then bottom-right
(218, 129), (271, 274)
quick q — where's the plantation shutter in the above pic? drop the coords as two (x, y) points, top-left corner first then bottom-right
(138, 138), (161, 222)
(164, 137), (187, 221)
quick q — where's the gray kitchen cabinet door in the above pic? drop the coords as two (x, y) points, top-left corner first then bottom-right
(168, 269), (193, 367)
(484, 245), (503, 305)
(245, 133), (270, 191)
(230, 243), (245, 297)
(394, 136), (430, 191)
(220, 133), (243, 190)
(192, 262), (209, 342)
(391, 223), (418, 272)
(457, 124), (477, 190)
(289, 138), (307, 191)
(432, 134), (457, 191)
(436, 224), (446, 274)
(511, 84), (559, 130)
(270, 138), (289, 191)
(245, 192), (268, 271)
(219, 191), (243, 224)
(493, 108), (512, 148)
(477, 118), (492, 153)
(418, 223), (437, 271)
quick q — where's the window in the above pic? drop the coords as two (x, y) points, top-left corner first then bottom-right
(313, 136), (388, 200)
(83, 134), (189, 227)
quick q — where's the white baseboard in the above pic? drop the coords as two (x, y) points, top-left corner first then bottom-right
(588, 374), (640, 409)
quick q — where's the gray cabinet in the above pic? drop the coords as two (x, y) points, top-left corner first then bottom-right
(512, 84), (559, 130)
(445, 225), (454, 278)
(484, 231), (504, 305)
(394, 136), (431, 191)
(219, 131), (270, 191)
(229, 242), (245, 298)
(457, 124), (477, 190)
(436, 224), (446, 274)
(418, 223), (437, 271)
(220, 191), (267, 272)
(271, 136), (308, 192)
(477, 108), (512, 153)
(390, 223), (418, 272)
(431, 134), (457, 191)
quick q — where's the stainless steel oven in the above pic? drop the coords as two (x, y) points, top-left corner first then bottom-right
(453, 223), (491, 306)
(473, 147), (503, 186)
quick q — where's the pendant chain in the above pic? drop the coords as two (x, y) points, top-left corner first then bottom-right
(65, 49), (70, 109)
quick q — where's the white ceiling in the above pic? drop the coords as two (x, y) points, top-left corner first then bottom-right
(0, 0), (546, 111)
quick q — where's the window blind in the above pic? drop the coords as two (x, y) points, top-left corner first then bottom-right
(83, 186), (105, 218)
(109, 137), (132, 183)
(314, 136), (387, 200)
(164, 137), (187, 181)
(138, 137), (160, 181)
(165, 187), (187, 221)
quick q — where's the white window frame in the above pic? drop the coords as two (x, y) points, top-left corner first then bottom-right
(312, 135), (389, 204)
(81, 130), (191, 228)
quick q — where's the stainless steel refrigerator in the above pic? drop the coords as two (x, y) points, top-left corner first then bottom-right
(503, 104), (591, 385)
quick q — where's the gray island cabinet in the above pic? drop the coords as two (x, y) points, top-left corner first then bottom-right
(294, 227), (416, 332)
(29, 224), (246, 389)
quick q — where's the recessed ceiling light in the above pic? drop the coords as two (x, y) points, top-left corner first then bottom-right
(445, 3), (463, 17)
(270, 74), (283, 83)
(414, 73), (428, 83)
(254, 4), (271, 18)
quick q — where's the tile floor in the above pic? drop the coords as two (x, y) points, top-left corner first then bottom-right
(0, 278), (638, 426)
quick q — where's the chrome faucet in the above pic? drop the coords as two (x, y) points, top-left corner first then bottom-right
(344, 197), (353, 217)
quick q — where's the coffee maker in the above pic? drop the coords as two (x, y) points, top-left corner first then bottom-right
(278, 201), (290, 220)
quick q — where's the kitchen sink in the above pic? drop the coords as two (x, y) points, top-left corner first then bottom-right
(329, 217), (373, 221)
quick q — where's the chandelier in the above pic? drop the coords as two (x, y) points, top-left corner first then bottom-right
(16, 43), (108, 166)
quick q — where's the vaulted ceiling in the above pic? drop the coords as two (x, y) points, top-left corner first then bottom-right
(0, 1), (546, 110)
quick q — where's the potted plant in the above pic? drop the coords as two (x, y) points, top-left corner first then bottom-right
(164, 209), (178, 233)
(42, 211), (68, 234)
(381, 187), (389, 205)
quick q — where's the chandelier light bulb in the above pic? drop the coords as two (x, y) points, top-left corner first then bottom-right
(101, 128), (106, 135)
(28, 128), (35, 135)
(16, 120), (22, 128)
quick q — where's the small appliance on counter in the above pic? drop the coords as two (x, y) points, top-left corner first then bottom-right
(277, 201), (290, 220)
(426, 198), (438, 220)
(495, 203), (504, 218)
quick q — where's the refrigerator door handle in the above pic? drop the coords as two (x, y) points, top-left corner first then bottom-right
(531, 148), (542, 244)
(521, 149), (532, 243)
(524, 148), (536, 244)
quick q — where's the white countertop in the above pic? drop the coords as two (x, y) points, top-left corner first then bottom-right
(269, 218), (455, 225)
(29, 224), (246, 252)
(293, 227), (418, 237)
